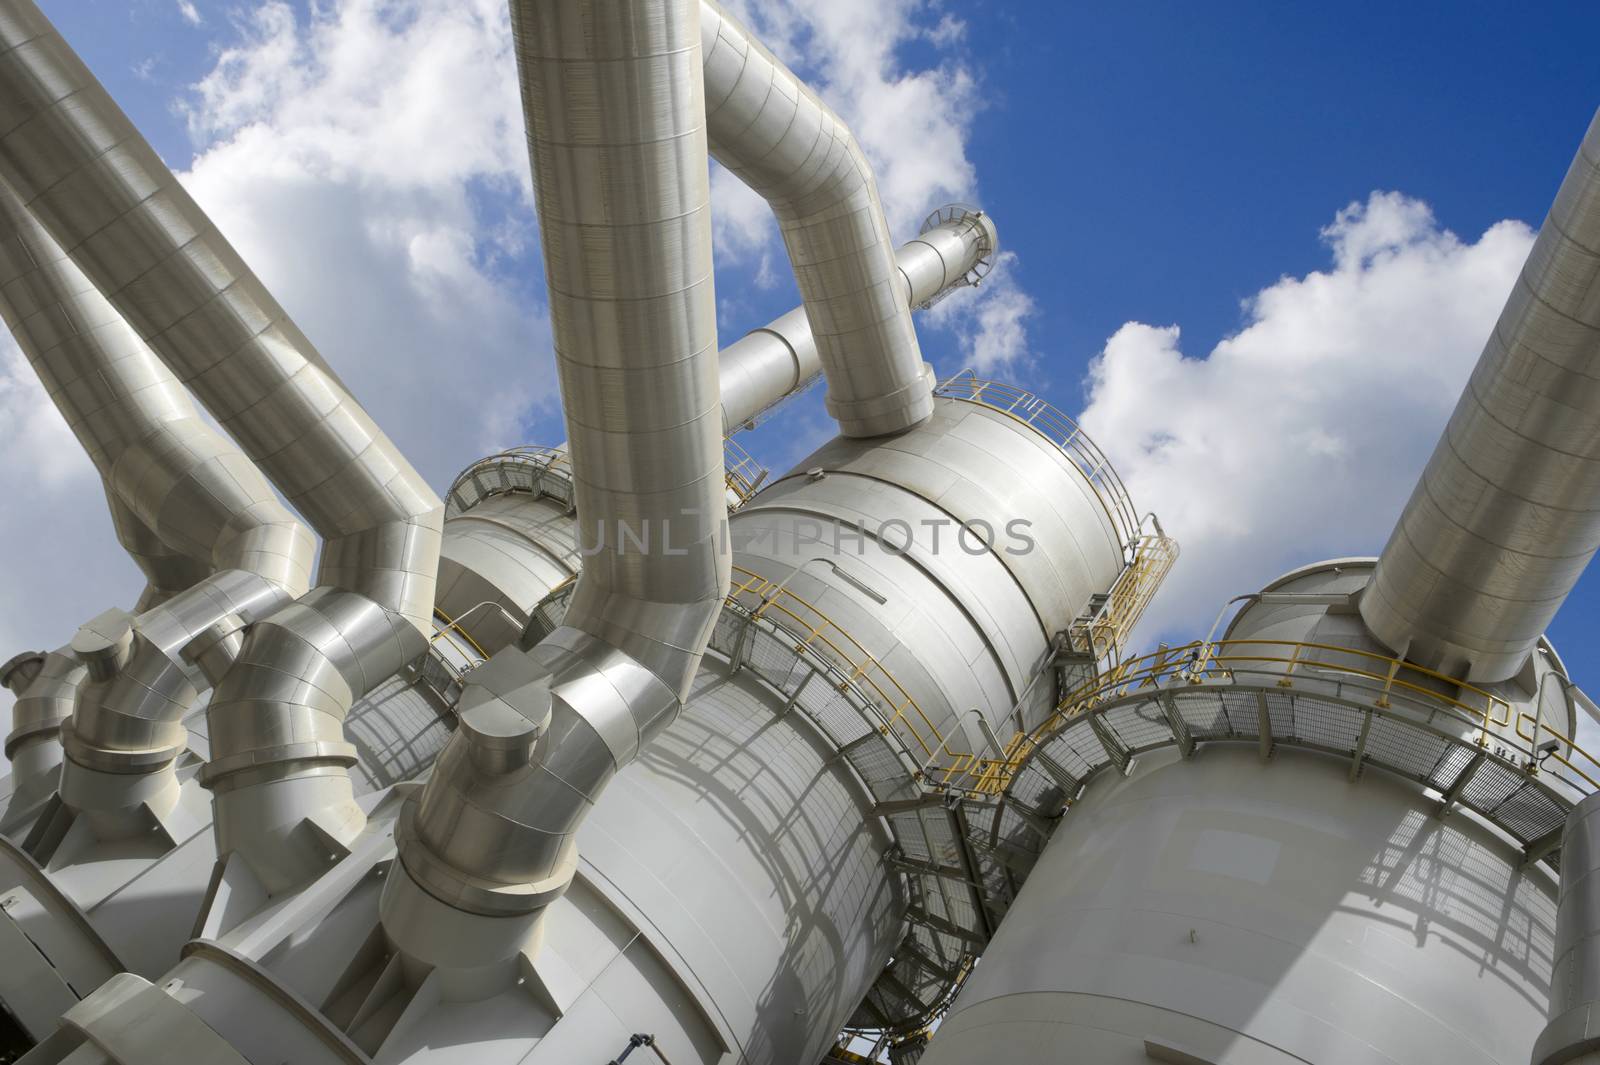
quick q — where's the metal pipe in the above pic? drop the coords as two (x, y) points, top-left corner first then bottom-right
(701, 0), (935, 439)
(1362, 107), (1600, 682)
(0, 647), (79, 829)
(381, 0), (728, 982)
(1532, 790), (1600, 1065)
(0, 0), (443, 885)
(719, 208), (998, 432)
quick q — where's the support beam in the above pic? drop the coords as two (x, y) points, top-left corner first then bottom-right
(947, 803), (997, 940)
(904, 906), (986, 947)
(879, 970), (926, 1015)
(887, 854), (975, 885)
(1256, 692), (1274, 763)
(871, 795), (947, 818)
(1158, 692), (1195, 758)
(779, 670), (814, 717)
(1090, 714), (1135, 775)
(1523, 824), (1565, 869)
(1030, 745), (1082, 796)
(1350, 710), (1373, 782)
(1434, 750), (1486, 819)
(900, 940), (956, 983)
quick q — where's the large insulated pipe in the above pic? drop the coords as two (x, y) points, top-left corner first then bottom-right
(0, 648), (80, 830)
(0, 0), (442, 887)
(381, 0), (728, 982)
(1362, 109), (1600, 683)
(719, 208), (998, 432)
(1532, 791), (1600, 1065)
(701, 0), (934, 439)
(0, 180), (315, 800)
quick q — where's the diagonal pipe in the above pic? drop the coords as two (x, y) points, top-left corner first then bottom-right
(1362, 108), (1600, 683)
(0, 0), (443, 888)
(719, 206), (998, 433)
(0, 179), (315, 827)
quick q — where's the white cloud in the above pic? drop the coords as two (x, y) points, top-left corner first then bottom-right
(709, 0), (984, 251)
(1076, 191), (1535, 646)
(926, 251), (1035, 373)
(176, 0), (201, 27)
(175, 0), (549, 489)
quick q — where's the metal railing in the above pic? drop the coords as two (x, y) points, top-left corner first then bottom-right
(934, 373), (1141, 551)
(723, 436), (769, 509)
(1067, 530), (1180, 663)
(445, 440), (769, 519)
(444, 445), (572, 518)
(1018, 638), (1600, 794)
(726, 566), (979, 785)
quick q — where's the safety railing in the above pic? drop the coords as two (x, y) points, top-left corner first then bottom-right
(444, 445), (572, 518)
(445, 440), (768, 519)
(723, 436), (769, 509)
(934, 373), (1140, 550)
(1067, 531), (1180, 663)
(1009, 638), (1600, 794)
(726, 566), (980, 784)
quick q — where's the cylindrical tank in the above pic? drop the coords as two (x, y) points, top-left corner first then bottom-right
(924, 743), (1556, 1064)
(11, 385), (1146, 1065)
(923, 562), (1579, 1065)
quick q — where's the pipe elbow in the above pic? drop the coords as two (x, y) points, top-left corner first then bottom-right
(395, 628), (677, 921)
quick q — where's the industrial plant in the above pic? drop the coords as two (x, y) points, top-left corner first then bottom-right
(0, 0), (1597, 1062)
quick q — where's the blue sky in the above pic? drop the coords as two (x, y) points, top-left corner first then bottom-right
(4, 0), (1599, 700)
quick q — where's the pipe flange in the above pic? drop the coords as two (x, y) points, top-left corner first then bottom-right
(3, 717), (66, 760)
(392, 794), (576, 918)
(60, 725), (184, 775)
(0, 650), (45, 693)
(71, 608), (135, 682)
(199, 739), (361, 789)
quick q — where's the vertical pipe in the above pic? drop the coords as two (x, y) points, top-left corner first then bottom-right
(381, 0), (729, 985)
(1532, 791), (1600, 1065)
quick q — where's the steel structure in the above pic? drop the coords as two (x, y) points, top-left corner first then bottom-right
(0, 2), (1595, 1065)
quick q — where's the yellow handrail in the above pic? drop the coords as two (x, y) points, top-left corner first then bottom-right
(986, 638), (1576, 796)
(723, 436), (768, 508)
(1068, 533), (1180, 662)
(727, 566), (968, 776)
(430, 605), (492, 664)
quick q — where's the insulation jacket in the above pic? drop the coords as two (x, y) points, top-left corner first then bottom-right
(0, 177), (314, 778)
(719, 208), (998, 432)
(701, 0), (934, 438)
(0, 0), (442, 877)
(387, 0), (728, 927)
(1362, 108), (1600, 682)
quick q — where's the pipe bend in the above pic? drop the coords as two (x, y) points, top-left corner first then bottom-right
(0, 0), (444, 874)
(701, 0), (932, 438)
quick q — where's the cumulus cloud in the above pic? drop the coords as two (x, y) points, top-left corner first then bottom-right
(176, 0), (546, 489)
(1077, 191), (1535, 646)
(706, 0), (1030, 388)
(926, 251), (1035, 373)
